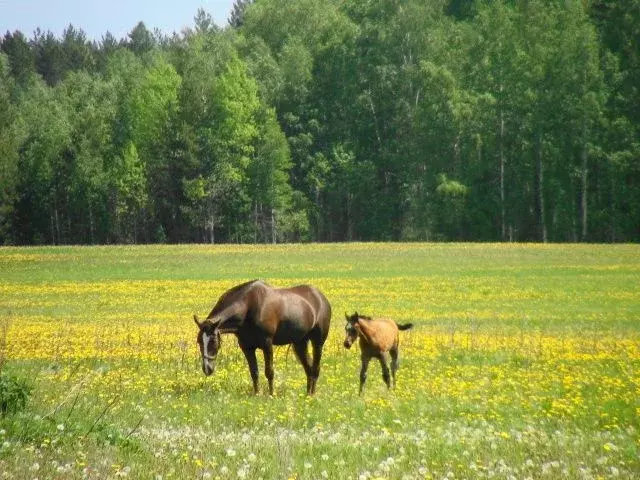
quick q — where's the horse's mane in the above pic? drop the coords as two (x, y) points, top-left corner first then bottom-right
(207, 279), (264, 319)
(357, 314), (373, 321)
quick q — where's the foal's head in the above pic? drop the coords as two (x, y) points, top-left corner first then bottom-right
(194, 315), (221, 376)
(343, 312), (361, 349)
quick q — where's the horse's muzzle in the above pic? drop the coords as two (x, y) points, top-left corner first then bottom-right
(202, 361), (216, 376)
(343, 339), (353, 349)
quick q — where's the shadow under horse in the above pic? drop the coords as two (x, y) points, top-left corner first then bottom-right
(343, 312), (413, 394)
(194, 280), (332, 395)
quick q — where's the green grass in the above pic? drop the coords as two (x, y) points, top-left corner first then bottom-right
(1, 243), (639, 479)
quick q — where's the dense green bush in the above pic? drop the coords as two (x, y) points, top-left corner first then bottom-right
(0, 372), (31, 415)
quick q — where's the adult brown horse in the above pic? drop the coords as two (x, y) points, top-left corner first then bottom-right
(193, 280), (332, 395)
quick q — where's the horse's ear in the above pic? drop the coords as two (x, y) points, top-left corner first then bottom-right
(345, 312), (349, 320)
(193, 315), (201, 328)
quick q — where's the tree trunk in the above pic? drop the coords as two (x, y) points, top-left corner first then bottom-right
(254, 203), (259, 243)
(208, 215), (215, 244)
(580, 118), (588, 242)
(55, 206), (61, 245)
(366, 90), (382, 150)
(89, 201), (95, 244)
(535, 133), (547, 243)
(52, 194), (60, 245)
(346, 193), (353, 241)
(50, 211), (56, 246)
(609, 175), (616, 243)
(499, 108), (506, 241)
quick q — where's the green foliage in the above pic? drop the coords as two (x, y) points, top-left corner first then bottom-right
(0, 0), (639, 244)
(129, 56), (181, 157)
(0, 55), (22, 244)
(112, 142), (148, 242)
(0, 373), (31, 416)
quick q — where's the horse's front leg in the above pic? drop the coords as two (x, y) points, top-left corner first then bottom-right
(263, 340), (275, 396)
(241, 346), (259, 395)
(359, 352), (371, 395)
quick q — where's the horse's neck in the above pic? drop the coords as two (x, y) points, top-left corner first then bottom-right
(355, 320), (376, 345)
(211, 302), (246, 332)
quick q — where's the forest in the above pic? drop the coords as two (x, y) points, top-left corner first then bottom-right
(0, 0), (638, 244)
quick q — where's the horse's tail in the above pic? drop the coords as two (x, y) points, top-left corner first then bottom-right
(396, 322), (414, 331)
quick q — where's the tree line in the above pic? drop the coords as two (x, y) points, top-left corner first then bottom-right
(1, 0), (638, 245)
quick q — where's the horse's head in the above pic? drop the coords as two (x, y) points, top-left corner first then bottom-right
(343, 312), (360, 349)
(194, 315), (221, 376)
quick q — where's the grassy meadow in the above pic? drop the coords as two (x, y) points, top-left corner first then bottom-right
(1, 243), (639, 479)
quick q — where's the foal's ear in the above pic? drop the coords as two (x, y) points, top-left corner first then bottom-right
(193, 314), (202, 328)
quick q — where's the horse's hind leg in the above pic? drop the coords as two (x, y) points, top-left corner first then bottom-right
(309, 339), (324, 395)
(293, 341), (313, 394)
(390, 347), (399, 388)
(378, 352), (392, 389)
(263, 341), (275, 396)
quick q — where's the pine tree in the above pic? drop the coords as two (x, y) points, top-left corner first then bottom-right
(228, 0), (254, 28)
(1, 31), (35, 86)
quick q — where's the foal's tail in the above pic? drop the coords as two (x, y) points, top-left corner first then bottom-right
(396, 322), (414, 331)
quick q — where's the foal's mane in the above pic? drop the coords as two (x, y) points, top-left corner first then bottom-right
(207, 279), (263, 319)
(357, 314), (373, 321)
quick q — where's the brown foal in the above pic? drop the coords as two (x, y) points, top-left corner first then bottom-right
(343, 312), (413, 394)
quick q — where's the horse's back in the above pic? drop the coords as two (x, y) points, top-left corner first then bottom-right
(279, 285), (331, 336)
(359, 318), (399, 353)
(376, 318), (398, 332)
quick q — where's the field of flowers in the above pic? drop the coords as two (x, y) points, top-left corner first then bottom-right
(1, 243), (639, 479)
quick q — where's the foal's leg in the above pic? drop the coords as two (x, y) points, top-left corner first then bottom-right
(241, 347), (259, 394)
(378, 352), (392, 389)
(293, 341), (313, 394)
(263, 340), (275, 396)
(359, 352), (371, 395)
(390, 347), (399, 388)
